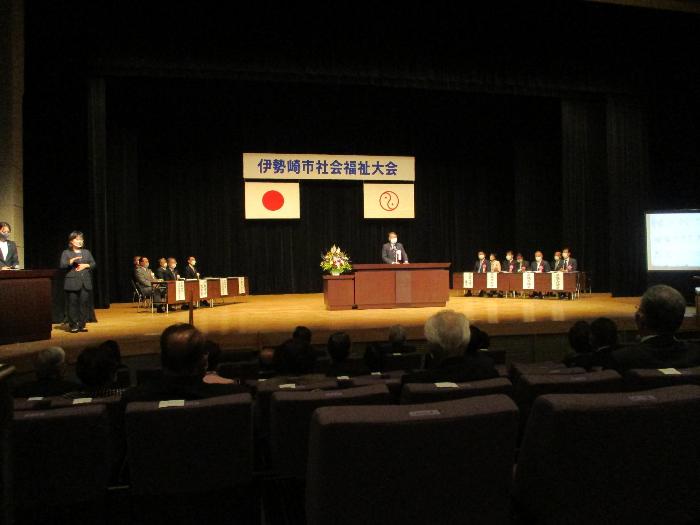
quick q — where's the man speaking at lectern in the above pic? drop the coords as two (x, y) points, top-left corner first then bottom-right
(382, 232), (409, 264)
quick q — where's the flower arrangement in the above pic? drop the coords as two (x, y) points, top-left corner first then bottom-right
(320, 245), (352, 275)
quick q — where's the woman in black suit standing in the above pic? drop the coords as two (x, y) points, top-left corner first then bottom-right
(60, 231), (96, 333)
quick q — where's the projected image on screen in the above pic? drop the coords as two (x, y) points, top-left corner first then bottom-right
(646, 211), (700, 271)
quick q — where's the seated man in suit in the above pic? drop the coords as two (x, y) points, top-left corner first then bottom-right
(608, 285), (700, 373)
(183, 256), (201, 279)
(0, 221), (20, 269)
(402, 310), (497, 385)
(474, 251), (488, 273)
(530, 251), (551, 273)
(515, 253), (529, 273)
(64, 345), (124, 399)
(13, 347), (81, 398)
(266, 338), (328, 387)
(588, 317), (620, 370)
(164, 257), (180, 280)
(561, 247), (578, 272)
(326, 332), (369, 377)
(562, 321), (593, 369)
(154, 257), (169, 280)
(134, 256), (165, 311)
(502, 251), (517, 273)
(122, 323), (248, 405)
(381, 232), (409, 264)
(552, 251), (564, 271)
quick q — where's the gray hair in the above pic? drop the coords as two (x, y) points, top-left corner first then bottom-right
(388, 324), (407, 345)
(639, 285), (686, 335)
(424, 310), (471, 356)
(34, 347), (66, 380)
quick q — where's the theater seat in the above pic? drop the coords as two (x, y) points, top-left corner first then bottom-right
(509, 361), (586, 382)
(623, 366), (700, 390)
(11, 404), (111, 524)
(514, 385), (700, 525)
(381, 351), (424, 372)
(270, 383), (391, 479)
(125, 393), (255, 523)
(514, 369), (623, 429)
(306, 395), (519, 525)
(400, 377), (513, 404)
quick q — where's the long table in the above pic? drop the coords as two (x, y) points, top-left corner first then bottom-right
(324, 263), (451, 310)
(452, 271), (583, 297)
(0, 270), (58, 343)
(151, 277), (249, 312)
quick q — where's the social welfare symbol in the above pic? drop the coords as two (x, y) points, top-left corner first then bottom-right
(262, 190), (285, 211)
(379, 190), (399, 212)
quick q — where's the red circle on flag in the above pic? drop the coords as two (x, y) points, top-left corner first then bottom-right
(262, 190), (285, 211)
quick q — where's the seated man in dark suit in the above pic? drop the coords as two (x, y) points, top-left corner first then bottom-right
(515, 253), (529, 273)
(402, 310), (498, 385)
(182, 256), (201, 279)
(154, 257), (169, 280)
(121, 323), (248, 405)
(587, 317), (619, 370)
(552, 251), (564, 271)
(502, 251), (517, 273)
(608, 285), (700, 373)
(562, 321), (593, 369)
(64, 345), (124, 399)
(474, 251), (488, 273)
(164, 257), (180, 280)
(266, 338), (328, 387)
(561, 247), (578, 272)
(13, 347), (81, 398)
(134, 256), (165, 312)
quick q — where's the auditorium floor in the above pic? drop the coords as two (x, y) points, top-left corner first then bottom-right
(1, 292), (698, 372)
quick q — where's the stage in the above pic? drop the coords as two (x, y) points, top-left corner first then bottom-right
(1, 292), (698, 373)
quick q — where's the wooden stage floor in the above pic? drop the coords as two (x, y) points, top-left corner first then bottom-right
(1, 292), (698, 372)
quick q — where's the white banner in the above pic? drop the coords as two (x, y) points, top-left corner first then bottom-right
(238, 277), (246, 295)
(244, 153), (415, 181)
(486, 272), (498, 289)
(198, 279), (208, 299)
(522, 272), (535, 290)
(462, 272), (474, 289)
(363, 183), (415, 219)
(551, 272), (564, 291)
(219, 278), (228, 296)
(175, 280), (185, 302)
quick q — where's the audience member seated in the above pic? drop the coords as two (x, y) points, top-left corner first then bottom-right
(325, 332), (369, 377)
(609, 285), (700, 373)
(383, 324), (416, 354)
(122, 323), (247, 405)
(562, 321), (593, 369)
(402, 310), (498, 385)
(99, 339), (130, 385)
(64, 345), (124, 399)
(587, 317), (619, 370)
(13, 347), (80, 398)
(259, 346), (277, 374)
(266, 338), (327, 387)
(292, 325), (312, 344)
(202, 340), (235, 385)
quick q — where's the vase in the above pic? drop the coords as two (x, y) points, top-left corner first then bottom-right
(331, 271), (341, 276)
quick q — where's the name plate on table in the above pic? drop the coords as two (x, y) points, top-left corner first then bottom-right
(551, 272), (564, 291)
(522, 272), (535, 290)
(233, 276), (246, 294)
(219, 278), (228, 296)
(462, 272), (474, 289)
(198, 279), (208, 298)
(175, 280), (186, 301)
(486, 272), (498, 289)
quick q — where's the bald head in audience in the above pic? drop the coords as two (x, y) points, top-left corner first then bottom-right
(160, 323), (208, 377)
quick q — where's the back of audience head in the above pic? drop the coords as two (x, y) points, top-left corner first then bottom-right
(203, 340), (222, 372)
(292, 325), (312, 344)
(465, 325), (490, 354)
(76, 345), (119, 389)
(34, 347), (67, 381)
(424, 310), (471, 359)
(327, 332), (351, 363)
(98, 339), (122, 365)
(568, 321), (592, 354)
(275, 338), (317, 376)
(160, 323), (208, 377)
(388, 324), (407, 349)
(590, 317), (618, 349)
(636, 284), (686, 336)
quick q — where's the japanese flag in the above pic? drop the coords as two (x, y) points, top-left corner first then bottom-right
(245, 182), (300, 219)
(363, 183), (415, 219)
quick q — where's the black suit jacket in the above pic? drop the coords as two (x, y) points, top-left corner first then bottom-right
(530, 260), (551, 273)
(553, 259), (565, 271)
(154, 266), (169, 280)
(474, 259), (489, 273)
(608, 336), (700, 373)
(401, 355), (498, 385)
(502, 259), (517, 273)
(562, 257), (578, 271)
(60, 249), (96, 291)
(183, 265), (200, 279)
(0, 240), (19, 268)
(382, 242), (408, 264)
(164, 267), (180, 280)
